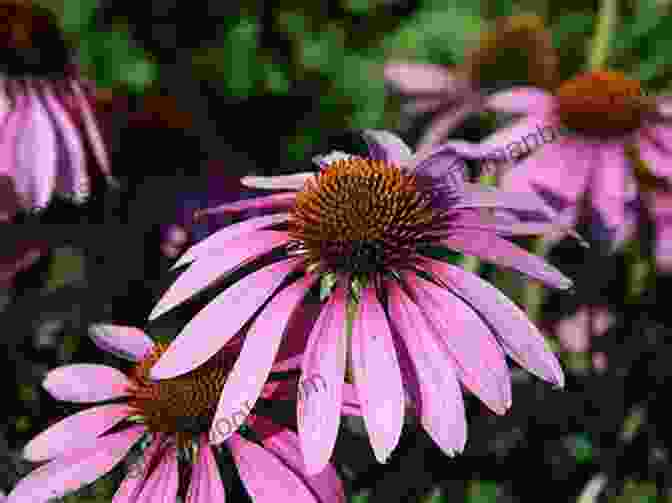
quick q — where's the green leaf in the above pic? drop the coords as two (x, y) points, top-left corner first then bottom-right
(551, 12), (594, 49)
(60, 0), (100, 33)
(467, 480), (499, 503)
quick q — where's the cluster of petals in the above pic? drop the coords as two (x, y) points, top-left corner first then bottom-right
(7, 324), (348, 503)
(454, 82), (672, 260)
(146, 129), (570, 475)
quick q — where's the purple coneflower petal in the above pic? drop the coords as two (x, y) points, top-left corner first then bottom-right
(242, 173), (314, 191)
(407, 275), (511, 415)
(194, 192), (297, 218)
(14, 90), (58, 210)
(298, 287), (348, 475)
(229, 433), (319, 503)
(449, 209), (570, 237)
(24, 403), (132, 462)
(479, 115), (552, 153)
(172, 213), (290, 269)
(69, 80), (112, 178)
(186, 436), (226, 503)
(362, 129), (413, 166)
(440, 230), (572, 289)
(43, 364), (131, 402)
(88, 324), (155, 362)
(150, 230), (290, 320)
(0, 95), (29, 198)
(415, 102), (481, 155)
(8, 425), (144, 502)
(591, 142), (635, 230)
(111, 434), (167, 503)
(341, 383), (362, 416)
(272, 300), (323, 373)
(150, 259), (299, 380)
(210, 275), (316, 445)
(388, 282), (467, 456)
(41, 87), (89, 202)
(134, 443), (178, 503)
(425, 259), (564, 387)
(259, 421), (345, 503)
(485, 87), (554, 115)
(384, 61), (461, 94)
(312, 151), (353, 169)
(350, 287), (404, 463)
(454, 183), (557, 219)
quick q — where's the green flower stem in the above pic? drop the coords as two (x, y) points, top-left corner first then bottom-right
(588, 0), (618, 70)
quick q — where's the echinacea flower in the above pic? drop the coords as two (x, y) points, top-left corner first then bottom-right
(479, 70), (672, 252)
(7, 324), (348, 503)
(147, 129), (571, 474)
(385, 14), (558, 154)
(0, 0), (112, 215)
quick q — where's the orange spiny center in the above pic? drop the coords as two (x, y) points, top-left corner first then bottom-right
(555, 71), (651, 138)
(289, 157), (439, 275)
(126, 344), (230, 440)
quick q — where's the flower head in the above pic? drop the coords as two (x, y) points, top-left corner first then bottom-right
(478, 70), (672, 252)
(385, 14), (558, 154)
(0, 0), (112, 217)
(8, 324), (347, 503)
(147, 130), (570, 474)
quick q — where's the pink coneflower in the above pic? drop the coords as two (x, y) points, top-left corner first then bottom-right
(480, 70), (672, 251)
(0, 0), (112, 215)
(146, 129), (571, 474)
(385, 14), (558, 154)
(7, 324), (348, 503)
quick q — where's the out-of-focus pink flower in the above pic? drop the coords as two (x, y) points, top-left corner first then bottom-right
(470, 70), (672, 253)
(554, 306), (615, 353)
(145, 130), (570, 474)
(647, 190), (672, 272)
(0, 1), (113, 282)
(7, 324), (348, 503)
(385, 14), (558, 155)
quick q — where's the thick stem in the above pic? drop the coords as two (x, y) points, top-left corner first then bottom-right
(588, 0), (618, 70)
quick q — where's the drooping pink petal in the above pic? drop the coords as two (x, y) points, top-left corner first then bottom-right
(257, 418), (345, 503)
(384, 61), (461, 95)
(0, 95), (30, 211)
(453, 183), (557, 219)
(406, 274), (511, 414)
(150, 230), (290, 320)
(439, 230), (572, 289)
(69, 80), (112, 178)
(24, 403), (132, 462)
(172, 213), (290, 269)
(40, 86), (89, 202)
(591, 142), (635, 231)
(448, 209), (571, 237)
(341, 383), (362, 416)
(133, 443), (178, 503)
(387, 282), (467, 456)
(14, 89), (58, 210)
(272, 299), (323, 372)
(350, 286), (404, 463)
(242, 173), (313, 191)
(425, 259), (564, 387)
(209, 275), (316, 445)
(499, 138), (591, 204)
(88, 324), (155, 362)
(415, 101), (481, 155)
(485, 87), (555, 115)
(478, 114), (554, 154)
(150, 259), (299, 379)
(312, 151), (353, 169)
(194, 192), (297, 219)
(362, 129), (412, 167)
(43, 364), (131, 402)
(298, 287), (348, 475)
(229, 433), (319, 503)
(186, 436), (226, 503)
(111, 434), (167, 503)
(8, 425), (144, 502)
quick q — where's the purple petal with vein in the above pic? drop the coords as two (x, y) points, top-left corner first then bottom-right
(425, 259), (564, 387)
(440, 230), (572, 289)
(8, 425), (144, 502)
(351, 287), (404, 463)
(150, 259), (299, 379)
(43, 364), (131, 402)
(150, 230), (290, 320)
(210, 275), (316, 445)
(298, 287), (348, 475)
(242, 173), (313, 191)
(24, 404), (132, 462)
(88, 324), (155, 362)
(312, 151), (353, 169)
(195, 192), (297, 218)
(485, 87), (554, 114)
(133, 443), (178, 503)
(229, 433), (319, 503)
(362, 130), (412, 166)
(186, 436), (226, 503)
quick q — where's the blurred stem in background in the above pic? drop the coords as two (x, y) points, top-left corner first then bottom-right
(588, 0), (618, 70)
